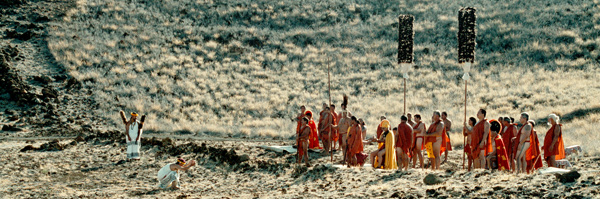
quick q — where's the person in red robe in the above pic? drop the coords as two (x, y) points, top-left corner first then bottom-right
(424, 111), (446, 170)
(346, 116), (364, 167)
(441, 112), (453, 164)
(305, 111), (321, 149)
(486, 120), (510, 171)
(526, 120), (543, 173)
(297, 117), (311, 167)
(542, 114), (565, 168)
(471, 109), (492, 169)
(463, 117), (477, 171)
(319, 106), (333, 155)
(330, 104), (339, 151)
(515, 113), (533, 174)
(395, 115), (413, 171)
(501, 116), (517, 171)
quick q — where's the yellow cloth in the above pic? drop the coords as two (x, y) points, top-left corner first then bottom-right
(383, 132), (398, 170)
(425, 142), (435, 158)
(380, 120), (390, 129)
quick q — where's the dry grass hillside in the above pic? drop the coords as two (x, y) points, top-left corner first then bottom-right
(47, 0), (600, 153)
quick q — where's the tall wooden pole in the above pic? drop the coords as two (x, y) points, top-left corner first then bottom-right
(328, 58), (333, 163)
(403, 78), (407, 115)
(462, 79), (467, 169)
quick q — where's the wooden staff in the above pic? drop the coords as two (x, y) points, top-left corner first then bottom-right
(462, 79), (467, 169)
(328, 58), (333, 163)
(403, 78), (407, 115)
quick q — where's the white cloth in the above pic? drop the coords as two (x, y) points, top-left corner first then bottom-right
(157, 164), (179, 189)
(565, 145), (582, 156)
(126, 121), (142, 159)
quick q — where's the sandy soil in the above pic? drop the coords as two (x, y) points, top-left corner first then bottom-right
(1, 134), (598, 199)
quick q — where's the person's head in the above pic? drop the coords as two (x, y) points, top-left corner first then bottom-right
(176, 158), (186, 166)
(432, 110), (441, 121)
(407, 113), (413, 120)
(520, 112), (529, 124)
(529, 120), (536, 128)
(358, 118), (365, 126)
(401, 115), (408, 123)
(490, 120), (502, 137)
(130, 112), (138, 121)
(300, 105), (306, 112)
(330, 104), (336, 111)
(305, 111), (313, 119)
(502, 116), (511, 125)
(415, 114), (422, 122)
(498, 117), (503, 122)
(351, 116), (358, 125)
(380, 116), (386, 121)
(477, 109), (486, 120)
(548, 114), (560, 125)
(393, 127), (398, 133)
(441, 112), (448, 120)
(322, 103), (327, 110)
(381, 119), (390, 130)
(302, 117), (309, 125)
(510, 117), (515, 123)
(468, 117), (477, 126)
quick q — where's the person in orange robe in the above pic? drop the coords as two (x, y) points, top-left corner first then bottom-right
(542, 114), (565, 168)
(441, 112), (453, 164)
(297, 117), (311, 167)
(501, 116), (517, 171)
(346, 116), (364, 167)
(515, 113), (533, 174)
(330, 104), (339, 151)
(305, 111), (321, 149)
(486, 120), (510, 171)
(319, 106), (333, 155)
(424, 111), (445, 170)
(317, 103), (327, 139)
(526, 120), (543, 173)
(395, 115), (413, 171)
(471, 109), (492, 169)
(463, 117), (477, 171)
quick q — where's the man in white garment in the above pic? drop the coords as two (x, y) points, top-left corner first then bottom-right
(120, 110), (146, 160)
(157, 158), (196, 189)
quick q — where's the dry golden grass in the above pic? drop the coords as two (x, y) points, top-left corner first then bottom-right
(46, 0), (600, 154)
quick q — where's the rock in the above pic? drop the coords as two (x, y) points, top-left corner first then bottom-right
(2, 124), (23, 131)
(41, 86), (58, 99)
(424, 174), (444, 185)
(556, 170), (581, 183)
(65, 77), (81, 89)
(239, 154), (250, 162)
(0, 55), (38, 104)
(5, 28), (36, 41)
(0, 0), (26, 7)
(391, 192), (401, 198)
(20, 145), (37, 152)
(33, 75), (53, 84)
(75, 136), (85, 142)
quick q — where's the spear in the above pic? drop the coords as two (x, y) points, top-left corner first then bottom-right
(328, 57), (333, 163)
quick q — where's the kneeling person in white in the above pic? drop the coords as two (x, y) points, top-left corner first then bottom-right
(158, 158), (196, 189)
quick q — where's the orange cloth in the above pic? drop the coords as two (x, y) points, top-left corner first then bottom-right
(444, 124), (452, 151)
(376, 124), (383, 139)
(471, 119), (492, 158)
(501, 123), (516, 159)
(526, 130), (543, 172)
(298, 126), (309, 157)
(425, 119), (447, 155)
(308, 119), (321, 149)
(331, 111), (339, 142)
(543, 124), (565, 160)
(348, 125), (364, 154)
(396, 122), (413, 155)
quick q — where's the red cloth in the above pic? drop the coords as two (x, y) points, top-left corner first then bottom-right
(298, 126), (309, 157)
(493, 135), (510, 171)
(501, 123), (516, 159)
(425, 119), (447, 155)
(308, 119), (321, 149)
(543, 124), (565, 160)
(356, 153), (368, 166)
(396, 122), (413, 154)
(526, 130), (543, 173)
(296, 113), (305, 134)
(413, 122), (425, 150)
(348, 125), (363, 154)
(331, 111), (339, 142)
(471, 119), (492, 158)
(376, 124), (383, 139)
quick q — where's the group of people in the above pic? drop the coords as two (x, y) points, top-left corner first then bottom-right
(295, 103), (567, 174)
(119, 110), (197, 190)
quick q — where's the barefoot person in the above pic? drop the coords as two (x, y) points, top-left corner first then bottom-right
(515, 113), (532, 174)
(463, 117), (477, 171)
(407, 113), (415, 127)
(358, 118), (367, 141)
(542, 114), (566, 168)
(526, 120), (543, 173)
(319, 107), (333, 154)
(441, 112), (453, 164)
(424, 111), (445, 170)
(369, 120), (398, 169)
(119, 111), (146, 161)
(330, 104), (339, 151)
(411, 114), (426, 169)
(305, 111), (321, 149)
(395, 115), (413, 171)
(332, 110), (351, 163)
(501, 117), (517, 171)
(297, 117), (311, 166)
(296, 106), (306, 135)
(157, 158), (196, 189)
(347, 116), (365, 167)
(471, 109), (492, 169)
(485, 120), (510, 171)
(376, 116), (390, 140)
